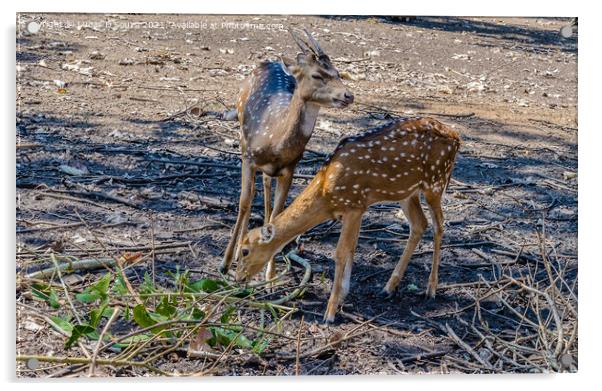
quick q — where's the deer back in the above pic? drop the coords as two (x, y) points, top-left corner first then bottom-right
(237, 61), (296, 142)
(315, 117), (461, 211)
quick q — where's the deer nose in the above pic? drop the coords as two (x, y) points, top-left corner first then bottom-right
(344, 91), (354, 103)
(235, 270), (247, 283)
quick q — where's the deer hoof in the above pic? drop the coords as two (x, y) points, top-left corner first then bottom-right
(380, 288), (395, 300)
(323, 312), (335, 324)
(425, 286), (437, 299)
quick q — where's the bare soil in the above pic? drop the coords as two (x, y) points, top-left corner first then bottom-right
(16, 14), (577, 376)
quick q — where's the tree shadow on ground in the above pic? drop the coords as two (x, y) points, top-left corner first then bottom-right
(17, 108), (577, 338)
(322, 16), (577, 54)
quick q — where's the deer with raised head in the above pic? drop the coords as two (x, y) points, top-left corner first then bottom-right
(220, 29), (354, 280)
(234, 117), (461, 322)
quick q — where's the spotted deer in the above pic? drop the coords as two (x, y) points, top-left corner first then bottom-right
(220, 29), (354, 279)
(234, 117), (461, 322)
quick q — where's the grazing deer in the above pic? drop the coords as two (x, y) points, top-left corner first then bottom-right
(234, 117), (460, 322)
(220, 29), (354, 280)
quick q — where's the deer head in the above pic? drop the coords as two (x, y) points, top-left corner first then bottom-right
(235, 224), (279, 282)
(281, 29), (354, 108)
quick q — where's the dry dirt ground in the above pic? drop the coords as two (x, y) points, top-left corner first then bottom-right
(16, 14), (577, 376)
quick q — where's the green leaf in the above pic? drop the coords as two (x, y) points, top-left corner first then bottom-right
(210, 327), (252, 349)
(185, 278), (224, 293)
(75, 292), (101, 303)
(112, 273), (128, 296)
(84, 330), (101, 341)
(90, 302), (109, 328)
(156, 297), (177, 319)
(76, 273), (112, 303)
(148, 311), (169, 323)
(167, 265), (189, 292)
(190, 307), (205, 320)
(252, 336), (271, 354)
(132, 304), (168, 335)
(31, 283), (60, 309)
(233, 288), (254, 298)
(65, 324), (95, 349)
(94, 273), (112, 296)
(102, 307), (115, 317)
(139, 272), (156, 295)
(50, 315), (73, 334)
(220, 305), (236, 324)
(234, 334), (253, 349)
(132, 304), (156, 328)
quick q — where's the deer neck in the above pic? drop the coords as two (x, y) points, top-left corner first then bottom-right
(267, 177), (331, 253)
(281, 91), (320, 143)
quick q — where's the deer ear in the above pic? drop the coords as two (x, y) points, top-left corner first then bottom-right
(295, 52), (316, 67)
(280, 56), (298, 76)
(259, 224), (276, 244)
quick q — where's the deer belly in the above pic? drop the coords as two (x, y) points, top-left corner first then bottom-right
(326, 174), (423, 210)
(257, 163), (279, 177)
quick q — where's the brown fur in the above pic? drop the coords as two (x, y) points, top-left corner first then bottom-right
(220, 33), (353, 281)
(236, 117), (461, 322)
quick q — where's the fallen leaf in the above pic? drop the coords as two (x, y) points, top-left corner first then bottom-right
(23, 319), (44, 332)
(465, 81), (486, 93)
(71, 233), (86, 244)
(329, 331), (344, 347)
(120, 252), (142, 265)
(188, 327), (214, 356)
(563, 171), (577, 180)
(119, 58), (135, 66)
(59, 164), (89, 176)
(89, 51), (105, 60)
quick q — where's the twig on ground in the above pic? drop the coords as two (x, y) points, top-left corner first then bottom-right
(89, 307), (120, 377)
(50, 253), (82, 325)
(444, 322), (493, 370)
(295, 315), (304, 375)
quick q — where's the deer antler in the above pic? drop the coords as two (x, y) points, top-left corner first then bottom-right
(289, 28), (312, 55)
(303, 28), (326, 57)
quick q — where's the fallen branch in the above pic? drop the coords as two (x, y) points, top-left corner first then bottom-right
(33, 191), (113, 210)
(445, 322), (494, 370)
(46, 189), (139, 209)
(399, 349), (450, 364)
(25, 257), (116, 280)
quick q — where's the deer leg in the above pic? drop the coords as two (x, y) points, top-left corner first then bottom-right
(262, 173), (272, 225)
(324, 210), (362, 323)
(424, 191), (444, 298)
(270, 168), (293, 221)
(220, 160), (256, 274)
(383, 194), (428, 295)
(265, 169), (293, 281)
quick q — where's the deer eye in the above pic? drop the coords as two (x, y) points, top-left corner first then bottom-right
(241, 249), (250, 257)
(311, 74), (324, 81)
